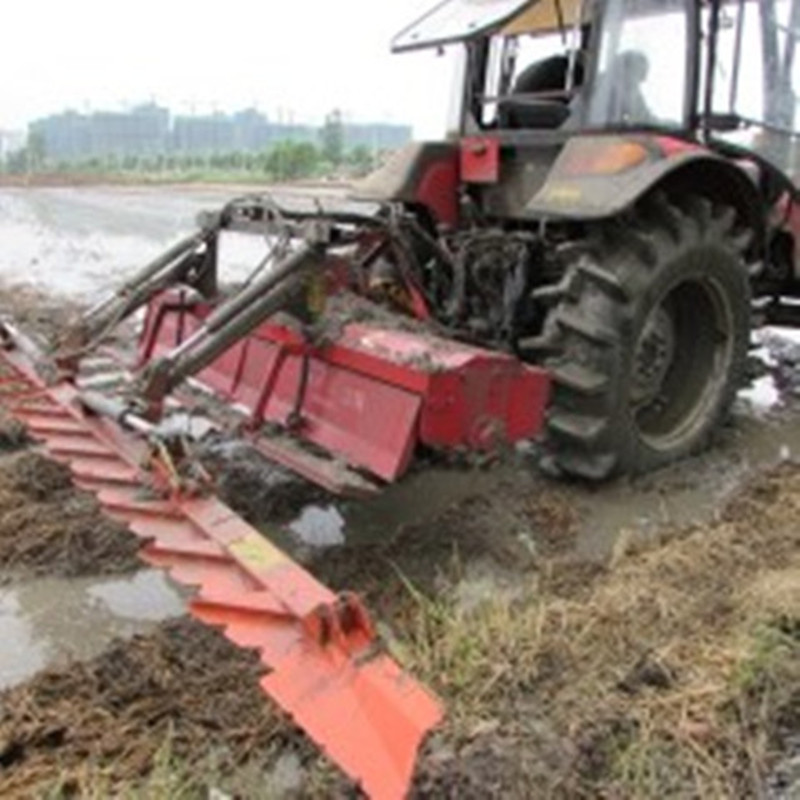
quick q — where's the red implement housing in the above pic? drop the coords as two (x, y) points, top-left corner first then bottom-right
(0, 339), (442, 800)
(140, 291), (551, 487)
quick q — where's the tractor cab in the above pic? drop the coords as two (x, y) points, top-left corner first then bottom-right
(393, 0), (591, 132)
(394, 0), (800, 183)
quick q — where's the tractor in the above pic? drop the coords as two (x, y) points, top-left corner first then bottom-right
(378, 0), (800, 479)
(39, 0), (800, 486)
(2, 1), (799, 797)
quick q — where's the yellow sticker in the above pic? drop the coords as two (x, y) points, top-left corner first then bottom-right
(543, 184), (583, 204)
(230, 532), (288, 571)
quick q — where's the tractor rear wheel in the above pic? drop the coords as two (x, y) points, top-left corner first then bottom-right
(541, 195), (751, 479)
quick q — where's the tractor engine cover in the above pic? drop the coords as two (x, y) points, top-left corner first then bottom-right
(140, 291), (550, 484)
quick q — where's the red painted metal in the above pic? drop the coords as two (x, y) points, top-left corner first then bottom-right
(0, 345), (442, 800)
(413, 153), (460, 227)
(140, 293), (551, 483)
(252, 434), (380, 497)
(460, 136), (501, 184)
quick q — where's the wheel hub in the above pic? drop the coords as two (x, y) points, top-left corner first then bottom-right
(631, 306), (676, 407)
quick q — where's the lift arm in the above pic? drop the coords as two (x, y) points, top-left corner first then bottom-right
(56, 218), (223, 373)
(135, 240), (325, 417)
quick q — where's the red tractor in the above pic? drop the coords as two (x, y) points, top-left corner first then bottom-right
(376, 0), (800, 479)
(2, 1), (799, 796)
(43, 0), (800, 487)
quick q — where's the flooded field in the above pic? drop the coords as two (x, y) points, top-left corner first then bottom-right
(0, 185), (798, 798)
(0, 570), (184, 689)
(0, 184), (348, 299)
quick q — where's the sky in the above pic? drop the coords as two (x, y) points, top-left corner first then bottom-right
(0, 0), (458, 137)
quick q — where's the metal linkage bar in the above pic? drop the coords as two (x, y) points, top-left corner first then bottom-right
(0, 342), (441, 800)
(136, 242), (325, 415)
(56, 225), (221, 372)
(52, 192), (386, 376)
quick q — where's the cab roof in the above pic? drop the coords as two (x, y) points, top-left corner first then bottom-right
(391, 0), (584, 53)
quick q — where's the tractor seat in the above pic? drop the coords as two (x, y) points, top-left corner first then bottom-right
(498, 53), (584, 130)
(498, 99), (570, 129)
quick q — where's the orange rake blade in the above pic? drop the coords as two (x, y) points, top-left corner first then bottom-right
(265, 649), (441, 800)
(0, 343), (442, 799)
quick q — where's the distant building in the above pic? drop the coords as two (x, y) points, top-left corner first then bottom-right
(31, 104), (169, 161)
(170, 109), (319, 154)
(30, 111), (89, 161)
(89, 104), (170, 157)
(27, 105), (412, 163)
(172, 112), (237, 154)
(0, 129), (26, 159)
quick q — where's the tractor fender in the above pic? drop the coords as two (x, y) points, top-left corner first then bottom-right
(526, 135), (764, 248)
(350, 141), (460, 228)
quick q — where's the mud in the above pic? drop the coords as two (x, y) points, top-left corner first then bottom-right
(314, 290), (441, 345)
(0, 282), (84, 345)
(0, 451), (140, 582)
(257, 394), (800, 566)
(198, 438), (324, 531)
(0, 618), (314, 798)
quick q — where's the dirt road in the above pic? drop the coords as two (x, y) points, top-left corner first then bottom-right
(0, 185), (798, 798)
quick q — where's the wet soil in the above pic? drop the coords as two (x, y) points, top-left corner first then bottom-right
(0, 283), (84, 345)
(0, 618), (312, 798)
(0, 451), (140, 583)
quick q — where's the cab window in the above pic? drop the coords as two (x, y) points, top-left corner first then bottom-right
(583, 0), (691, 128)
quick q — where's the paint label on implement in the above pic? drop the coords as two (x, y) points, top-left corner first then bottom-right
(229, 532), (288, 572)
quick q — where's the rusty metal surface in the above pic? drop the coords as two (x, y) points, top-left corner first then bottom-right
(0, 344), (442, 799)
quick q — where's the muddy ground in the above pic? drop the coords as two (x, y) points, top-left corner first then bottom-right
(0, 451), (798, 798)
(0, 186), (798, 798)
(0, 449), (141, 584)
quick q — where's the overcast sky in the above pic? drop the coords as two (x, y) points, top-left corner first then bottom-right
(1, 0), (457, 137)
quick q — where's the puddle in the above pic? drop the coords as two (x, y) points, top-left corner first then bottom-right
(289, 505), (346, 547)
(281, 401), (800, 565)
(0, 570), (186, 689)
(569, 402), (800, 561)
